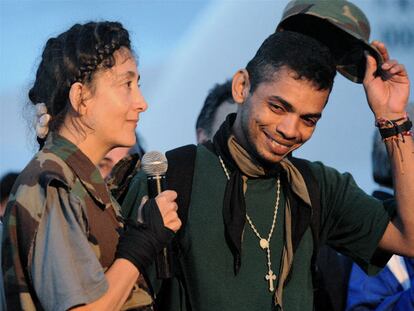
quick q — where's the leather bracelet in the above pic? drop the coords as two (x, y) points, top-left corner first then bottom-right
(379, 119), (412, 139)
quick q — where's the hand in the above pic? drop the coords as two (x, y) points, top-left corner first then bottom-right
(115, 192), (181, 273)
(363, 41), (410, 120)
(154, 190), (181, 232)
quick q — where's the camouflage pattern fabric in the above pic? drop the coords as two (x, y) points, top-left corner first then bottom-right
(277, 0), (384, 83)
(107, 153), (141, 205)
(2, 134), (153, 310)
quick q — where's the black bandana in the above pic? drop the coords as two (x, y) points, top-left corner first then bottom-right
(208, 113), (282, 274)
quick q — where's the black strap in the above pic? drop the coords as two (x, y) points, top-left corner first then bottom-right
(166, 144), (197, 230)
(289, 157), (321, 266)
(155, 144), (197, 311)
(378, 119), (412, 139)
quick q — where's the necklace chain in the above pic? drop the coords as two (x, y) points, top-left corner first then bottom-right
(218, 155), (280, 292)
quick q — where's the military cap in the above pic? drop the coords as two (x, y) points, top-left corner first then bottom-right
(277, 0), (383, 83)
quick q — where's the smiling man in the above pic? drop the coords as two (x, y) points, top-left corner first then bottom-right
(120, 30), (413, 311)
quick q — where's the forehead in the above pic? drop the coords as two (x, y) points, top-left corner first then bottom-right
(112, 47), (137, 72)
(96, 47), (138, 80)
(254, 67), (330, 112)
(105, 146), (130, 162)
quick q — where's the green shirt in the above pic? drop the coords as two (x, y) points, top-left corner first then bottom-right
(122, 145), (391, 311)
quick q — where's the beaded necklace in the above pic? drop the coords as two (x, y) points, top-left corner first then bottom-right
(218, 155), (281, 292)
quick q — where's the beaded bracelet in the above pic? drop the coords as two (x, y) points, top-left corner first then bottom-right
(375, 112), (408, 128)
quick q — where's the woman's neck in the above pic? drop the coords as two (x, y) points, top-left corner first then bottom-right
(58, 126), (109, 166)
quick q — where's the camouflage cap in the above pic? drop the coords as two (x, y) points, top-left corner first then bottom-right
(276, 0), (383, 83)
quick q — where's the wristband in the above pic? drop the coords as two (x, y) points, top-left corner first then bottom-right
(378, 119), (412, 140)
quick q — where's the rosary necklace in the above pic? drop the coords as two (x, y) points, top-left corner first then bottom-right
(218, 156), (281, 292)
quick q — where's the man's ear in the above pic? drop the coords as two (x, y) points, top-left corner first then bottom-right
(69, 82), (88, 115)
(232, 69), (251, 104)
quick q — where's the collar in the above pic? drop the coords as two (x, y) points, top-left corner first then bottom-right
(44, 134), (112, 209)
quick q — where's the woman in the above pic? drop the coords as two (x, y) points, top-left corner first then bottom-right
(2, 21), (180, 311)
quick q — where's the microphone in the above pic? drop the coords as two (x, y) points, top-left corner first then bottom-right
(141, 151), (174, 279)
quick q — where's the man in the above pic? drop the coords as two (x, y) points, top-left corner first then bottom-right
(346, 103), (414, 310)
(196, 80), (237, 144)
(121, 29), (413, 310)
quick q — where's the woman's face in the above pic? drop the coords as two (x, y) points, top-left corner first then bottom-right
(83, 47), (147, 150)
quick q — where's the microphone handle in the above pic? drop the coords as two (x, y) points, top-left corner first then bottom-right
(147, 175), (167, 198)
(147, 175), (174, 279)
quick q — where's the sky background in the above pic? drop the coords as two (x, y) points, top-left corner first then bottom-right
(1, 0), (414, 194)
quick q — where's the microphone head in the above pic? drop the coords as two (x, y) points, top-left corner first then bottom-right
(141, 151), (168, 176)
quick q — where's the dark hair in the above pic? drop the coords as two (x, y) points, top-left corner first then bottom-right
(0, 172), (19, 203)
(28, 21), (132, 145)
(245, 31), (336, 93)
(196, 80), (234, 137)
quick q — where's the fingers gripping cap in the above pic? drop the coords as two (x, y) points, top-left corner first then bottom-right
(277, 0), (384, 83)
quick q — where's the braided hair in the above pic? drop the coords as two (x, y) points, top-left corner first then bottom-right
(28, 21), (131, 147)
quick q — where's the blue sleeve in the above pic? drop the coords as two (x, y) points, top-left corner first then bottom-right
(346, 263), (414, 310)
(30, 185), (108, 311)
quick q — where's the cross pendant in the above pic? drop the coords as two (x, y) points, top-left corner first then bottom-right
(265, 270), (277, 292)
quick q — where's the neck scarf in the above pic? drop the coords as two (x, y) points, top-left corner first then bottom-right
(211, 113), (312, 308)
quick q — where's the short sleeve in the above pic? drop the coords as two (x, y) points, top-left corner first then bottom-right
(310, 162), (392, 272)
(30, 184), (108, 311)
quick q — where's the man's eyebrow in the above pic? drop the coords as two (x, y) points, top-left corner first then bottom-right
(269, 96), (294, 112)
(303, 112), (322, 119)
(269, 95), (322, 119)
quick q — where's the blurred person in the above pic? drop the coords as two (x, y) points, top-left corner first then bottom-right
(195, 80), (237, 144)
(346, 104), (414, 310)
(121, 28), (413, 311)
(98, 134), (145, 180)
(1, 21), (180, 311)
(99, 146), (132, 179)
(0, 171), (19, 310)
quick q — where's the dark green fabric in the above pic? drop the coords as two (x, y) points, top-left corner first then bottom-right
(121, 144), (391, 310)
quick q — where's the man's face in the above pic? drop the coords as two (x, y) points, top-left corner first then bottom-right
(98, 146), (130, 179)
(233, 67), (330, 165)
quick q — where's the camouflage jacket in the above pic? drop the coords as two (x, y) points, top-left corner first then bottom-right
(2, 134), (153, 311)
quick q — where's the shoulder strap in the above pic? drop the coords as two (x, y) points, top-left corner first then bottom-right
(289, 157), (325, 300)
(165, 144), (197, 229)
(156, 144), (197, 311)
(289, 157), (321, 257)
